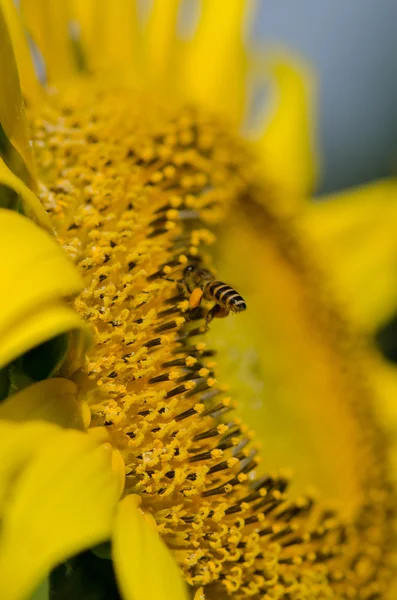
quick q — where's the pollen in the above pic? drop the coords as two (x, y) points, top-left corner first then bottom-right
(29, 83), (394, 599)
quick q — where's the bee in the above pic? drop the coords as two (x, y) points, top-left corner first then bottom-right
(183, 265), (246, 324)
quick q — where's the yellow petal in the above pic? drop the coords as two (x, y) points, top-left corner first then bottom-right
(0, 420), (60, 511)
(0, 209), (90, 370)
(211, 202), (369, 508)
(0, 5), (37, 187)
(0, 378), (87, 430)
(0, 0), (42, 105)
(0, 157), (52, 231)
(369, 359), (397, 514)
(299, 179), (397, 334)
(0, 208), (82, 313)
(255, 54), (318, 206)
(20, 0), (75, 83)
(0, 300), (90, 377)
(70, 0), (141, 83)
(113, 496), (189, 600)
(0, 427), (120, 600)
(182, 0), (251, 124)
(145, 0), (180, 83)
(370, 357), (397, 431)
(68, 0), (96, 73)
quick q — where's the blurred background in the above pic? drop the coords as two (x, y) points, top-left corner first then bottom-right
(252, 0), (397, 195)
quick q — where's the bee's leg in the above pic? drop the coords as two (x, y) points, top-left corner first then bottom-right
(186, 287), (204, 322)
(189, 287), (204, 310)
(213, 307), (230, 319)
(205, 304), (229, 329)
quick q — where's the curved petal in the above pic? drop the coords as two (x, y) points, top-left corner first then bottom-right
(299, 179), (397, 334)
(182, 0), (252, 124)
(113, 496), (189, 600)
(255, 53), (318, 206)
(0, 0), (42, 105)
(20, 0), (75, 83)
(370, 357), (397, 431)
(211, 200), (372, 508)
(144, 0), (180, 83)
(69, 0), (141, 83)
(0, 378), (88, 430)
(0, 209), (90, 371)
(0, 208), (83, 316)
(0, 157), (52, 231)
(0, 5), (37, 187)
(0, 300), (90, 376)
(0, 420), (60, 510)
(0, 426), (120, 600)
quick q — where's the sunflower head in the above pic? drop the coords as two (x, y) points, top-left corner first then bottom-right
(0, 2), (396, 600)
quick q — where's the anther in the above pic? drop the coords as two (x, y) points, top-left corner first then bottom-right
(189, 451), (213, 463)
(165, 385), (186, 399)
(144, 337), (162, 348)
(184, 380), (211, 398)
(148, 228), (168, 238)
(175, 407), (198, 422)
(157, 307), (181, 318)
(162, 358), (189, 368)
(154, 320), (178, 333)
(194, 428), (222, 442)
(281, 535), (305, 548)
(148, 373), (171, 384)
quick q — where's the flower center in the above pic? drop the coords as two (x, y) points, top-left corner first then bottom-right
(29, 82), (393, 599)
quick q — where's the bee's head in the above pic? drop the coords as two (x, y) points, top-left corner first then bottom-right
(183, 264), (213, 292)
(183, 265), (195, 276)
(183, 264), (200, 291)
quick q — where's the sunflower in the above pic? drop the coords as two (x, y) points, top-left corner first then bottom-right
(0, 1), (396, 599)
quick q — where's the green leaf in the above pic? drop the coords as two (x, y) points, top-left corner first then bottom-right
(20, 333), (70, 380)
(8, 362), (35, 394)
(0, 333), (69, 401)
(30, 579), (50, 600)
(50, 552), (121, 600)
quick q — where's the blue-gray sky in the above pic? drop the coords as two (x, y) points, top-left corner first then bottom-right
(252, 0), (397, 194)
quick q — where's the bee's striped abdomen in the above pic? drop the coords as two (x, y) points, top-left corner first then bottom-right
(206, 281), (246, 313)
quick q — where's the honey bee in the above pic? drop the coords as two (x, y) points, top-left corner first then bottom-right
(183, 265), (246, 324)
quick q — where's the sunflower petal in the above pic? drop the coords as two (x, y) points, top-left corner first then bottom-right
(212, 202), (367, 504)
(113, 496), (189, 600)
(0, 427), (120, 600)
(0, 0), (42, 105)
(371, 358), (397, 430)
(68, 0), (95, 71)
(145, 0), (180, 82)
(0, 208), (82, 314)
(0, 157), (52, 231)
(20, 0), (75, 82)
(0, 420), (60, 511)
(256, 54), (318, 205)
(70, 0), (140, 82)
(299, 179), (397, 333)
(182, 0), (251, 123)
(0, 209), (90, 371)
(0, 378), (87, 430)
(0, 5), (37, 187)
(0, 300), (91, 378)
